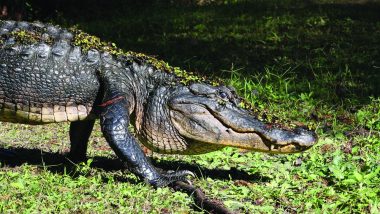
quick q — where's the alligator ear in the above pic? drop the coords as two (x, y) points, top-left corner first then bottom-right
(189, 83), (217, 95)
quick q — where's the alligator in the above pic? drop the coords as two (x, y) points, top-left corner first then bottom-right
(0, 20), (317, 187)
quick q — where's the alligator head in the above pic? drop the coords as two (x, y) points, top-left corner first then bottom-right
(139, 83), (317, 155)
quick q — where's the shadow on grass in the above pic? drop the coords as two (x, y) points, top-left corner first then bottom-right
(0, 147), (269, 183)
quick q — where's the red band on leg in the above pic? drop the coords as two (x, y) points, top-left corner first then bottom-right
(99, 96), (125, 107)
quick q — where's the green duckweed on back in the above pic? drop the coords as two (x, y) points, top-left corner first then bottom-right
(9, 30), (39, 45)
(70, 27), (222, 86)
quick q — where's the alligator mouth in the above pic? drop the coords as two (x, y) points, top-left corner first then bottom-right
(169, 98), (317, 154)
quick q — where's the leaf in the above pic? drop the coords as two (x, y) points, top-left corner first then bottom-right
(352, 171), (363, 182)
(329, 166), (345, 180)
(363, 166), (380, 180)
(342, 178), (357, 185)
(10, 182), (24, 190)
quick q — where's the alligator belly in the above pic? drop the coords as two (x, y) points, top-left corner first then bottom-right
(0, 49), (101, 124)
(0, 102), (98, 124)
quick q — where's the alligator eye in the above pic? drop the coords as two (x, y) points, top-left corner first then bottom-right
(219, 91), (228, 99)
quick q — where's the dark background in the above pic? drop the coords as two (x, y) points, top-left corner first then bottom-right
(1, 0), (380, 102)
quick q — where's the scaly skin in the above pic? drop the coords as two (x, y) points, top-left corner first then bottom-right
(0, 20), (317, 187)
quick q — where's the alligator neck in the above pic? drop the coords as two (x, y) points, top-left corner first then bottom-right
(112, 57), (175, 132)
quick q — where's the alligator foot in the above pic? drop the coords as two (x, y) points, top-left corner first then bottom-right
(148, 170), (194, 187)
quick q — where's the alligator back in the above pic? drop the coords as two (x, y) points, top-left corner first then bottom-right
(0, 21), (101, 124)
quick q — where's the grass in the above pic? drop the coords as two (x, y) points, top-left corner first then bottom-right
(1, 0), (380, 213)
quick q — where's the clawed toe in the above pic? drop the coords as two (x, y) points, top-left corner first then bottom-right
(149, 170), (195, 187)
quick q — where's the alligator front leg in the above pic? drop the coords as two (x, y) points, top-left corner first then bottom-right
(100, 97), (193, 187)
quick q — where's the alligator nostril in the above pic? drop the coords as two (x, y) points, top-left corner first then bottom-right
(293, 131), (318, 147)
(294, 127), (308, 134)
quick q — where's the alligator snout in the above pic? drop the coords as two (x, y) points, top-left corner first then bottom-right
(260, 127), (317, 153)
(292, 127), (318, 147)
